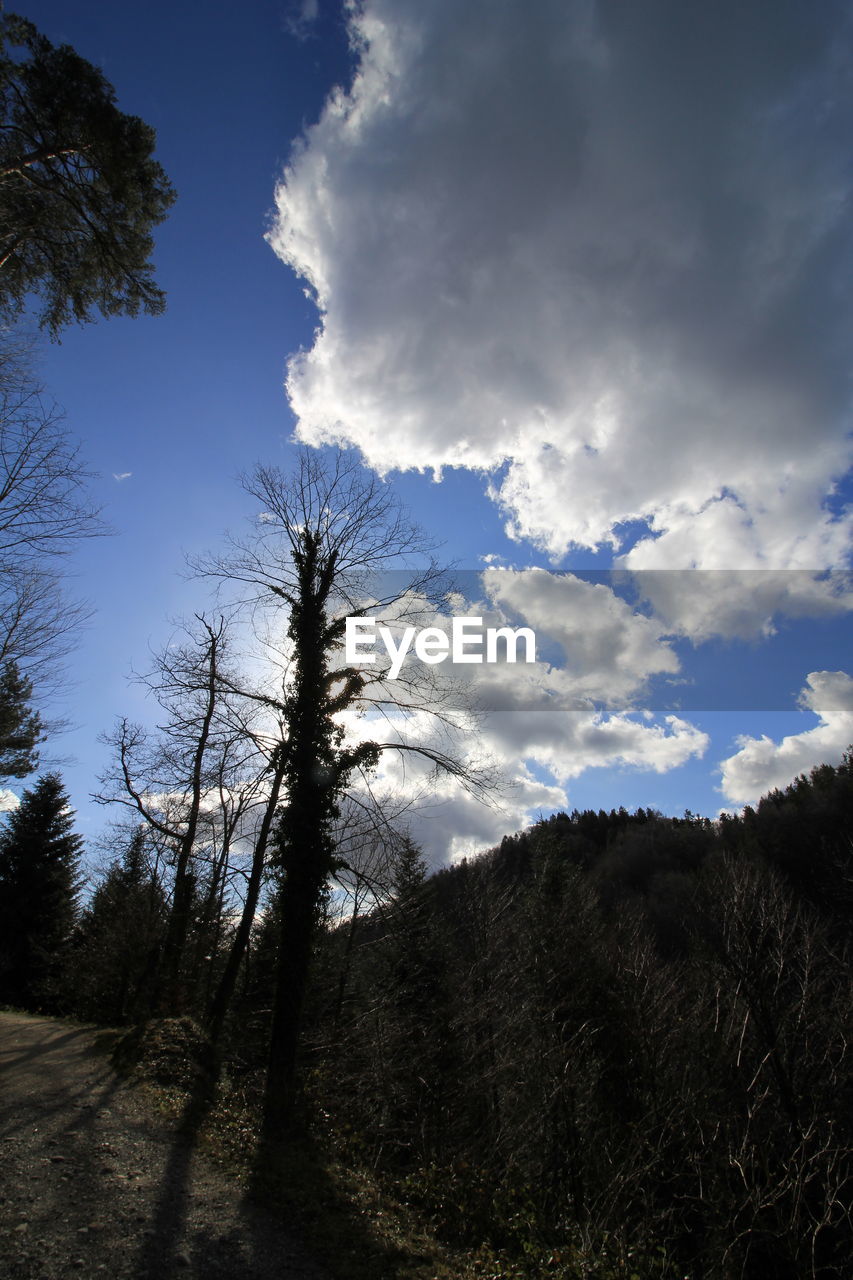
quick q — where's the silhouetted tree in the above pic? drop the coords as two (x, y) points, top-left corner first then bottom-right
(0, 657), (42, 779)
(0, 341), (102, 690)
(194, 450), (486, 1141)
(0, 13), (175, 336)
(294, 781), (852, 1275)
(96, 616), (236, 1015)
(68, 826), (166, 1023)
(0, 770), (82, 1008)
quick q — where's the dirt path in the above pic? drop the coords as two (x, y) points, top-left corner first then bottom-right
(0, 1011), (332, 1279)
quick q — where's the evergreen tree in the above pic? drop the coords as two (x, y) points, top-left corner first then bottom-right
(0, 13), (175, 336)
(390, 833), (428, 902)
(0, 658), (43, 779)
(376, 837), (451, 1161)
(0, 771), (82, 1008)
(67, 826), (166, 1024)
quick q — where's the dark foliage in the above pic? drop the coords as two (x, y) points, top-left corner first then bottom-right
(0, 657), (42, 779)
(292, 754), (853, 1277)
(65, 749), (853, 1277)
(67, 827), (166, 1024)
(111, 1015), (214, 1090)
(0, 12), (175, 336)
(0, 770), (82, 1009)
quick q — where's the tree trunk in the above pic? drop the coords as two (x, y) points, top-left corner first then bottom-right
(261, 545), (332, 1143)
(261, 860), (324, 1142)
(207, 760), (286, 1046)
(153, 619), (224, 1015)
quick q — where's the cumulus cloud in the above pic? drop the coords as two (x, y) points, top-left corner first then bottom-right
(0, 788), (19, 812)
(365, 742), (567, 866)
(479, 569), (679, 703)
(719, 670), (853, 805)
(269, 0), (852, 572)
(359, 697), (708, 862)
(481, 708), (709, 786)
(338, 569), (682, 708)
(349, 652), (708, 863)
(618, 569), (853, 643)
(359, 697), (710, 864)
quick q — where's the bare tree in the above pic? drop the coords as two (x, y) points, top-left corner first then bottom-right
(0, 340), (103, 702)
(95, 615), (236, 1014)
(0, 561), (92, 691)
(193, 448), (493, 1142)
(0, 339), (104, 555)
(690, 854), (853, 1276)
(205, 714), (288, 1049)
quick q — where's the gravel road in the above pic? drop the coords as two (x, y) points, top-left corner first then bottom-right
(0, 1011), (332, 1279)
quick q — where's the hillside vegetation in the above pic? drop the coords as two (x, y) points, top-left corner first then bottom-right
(3, 753), (852, 1278)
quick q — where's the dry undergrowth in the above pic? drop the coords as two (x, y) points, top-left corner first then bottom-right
(110, 1017), (581, 1280)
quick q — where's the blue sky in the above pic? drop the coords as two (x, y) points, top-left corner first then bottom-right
(4, 0), (852, 866)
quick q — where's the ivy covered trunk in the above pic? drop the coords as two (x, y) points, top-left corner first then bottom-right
(261, 532), (374, 1142)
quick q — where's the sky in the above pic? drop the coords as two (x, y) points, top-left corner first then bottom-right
(4, 0), (852, 868)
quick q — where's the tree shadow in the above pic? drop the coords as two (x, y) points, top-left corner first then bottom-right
(130, 1068), (217, 1279)
(0, 1021), (91, 1071)
(0, 1017), (126, 1137)
(247, 1127), (423, 1280)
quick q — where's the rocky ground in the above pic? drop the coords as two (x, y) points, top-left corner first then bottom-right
(0, 1011), (333, 1280)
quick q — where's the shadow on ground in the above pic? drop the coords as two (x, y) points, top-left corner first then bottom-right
(247, 1127), (429, 1280)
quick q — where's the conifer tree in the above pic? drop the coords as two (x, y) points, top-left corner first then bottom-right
(0, 657), (42, 779)
(0, 13), (175, 336)
(69, 826), (165, 1023)
(0, 770), (82, 1008)
(377, 837), (449, 1159)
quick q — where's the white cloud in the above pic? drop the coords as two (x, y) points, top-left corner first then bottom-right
(334, 570), (681, 709)
(481, 708), (708, 787)
(359, 698), (710, 865)
(325, 568), (711, 860)
(480, 568), (679, 703)
(618, 568), (853, 643)
(351, 679), (708, 864)
(719, 670), (853, 806)
(112, 472), (132, 482)
(0, 788), (19, 812)
(269, 0), (852, 571)
(366, 700), (708, 861)
(366, 750), (567, 866)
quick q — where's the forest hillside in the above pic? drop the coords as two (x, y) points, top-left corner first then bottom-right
(2, 753), (851, 1278)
